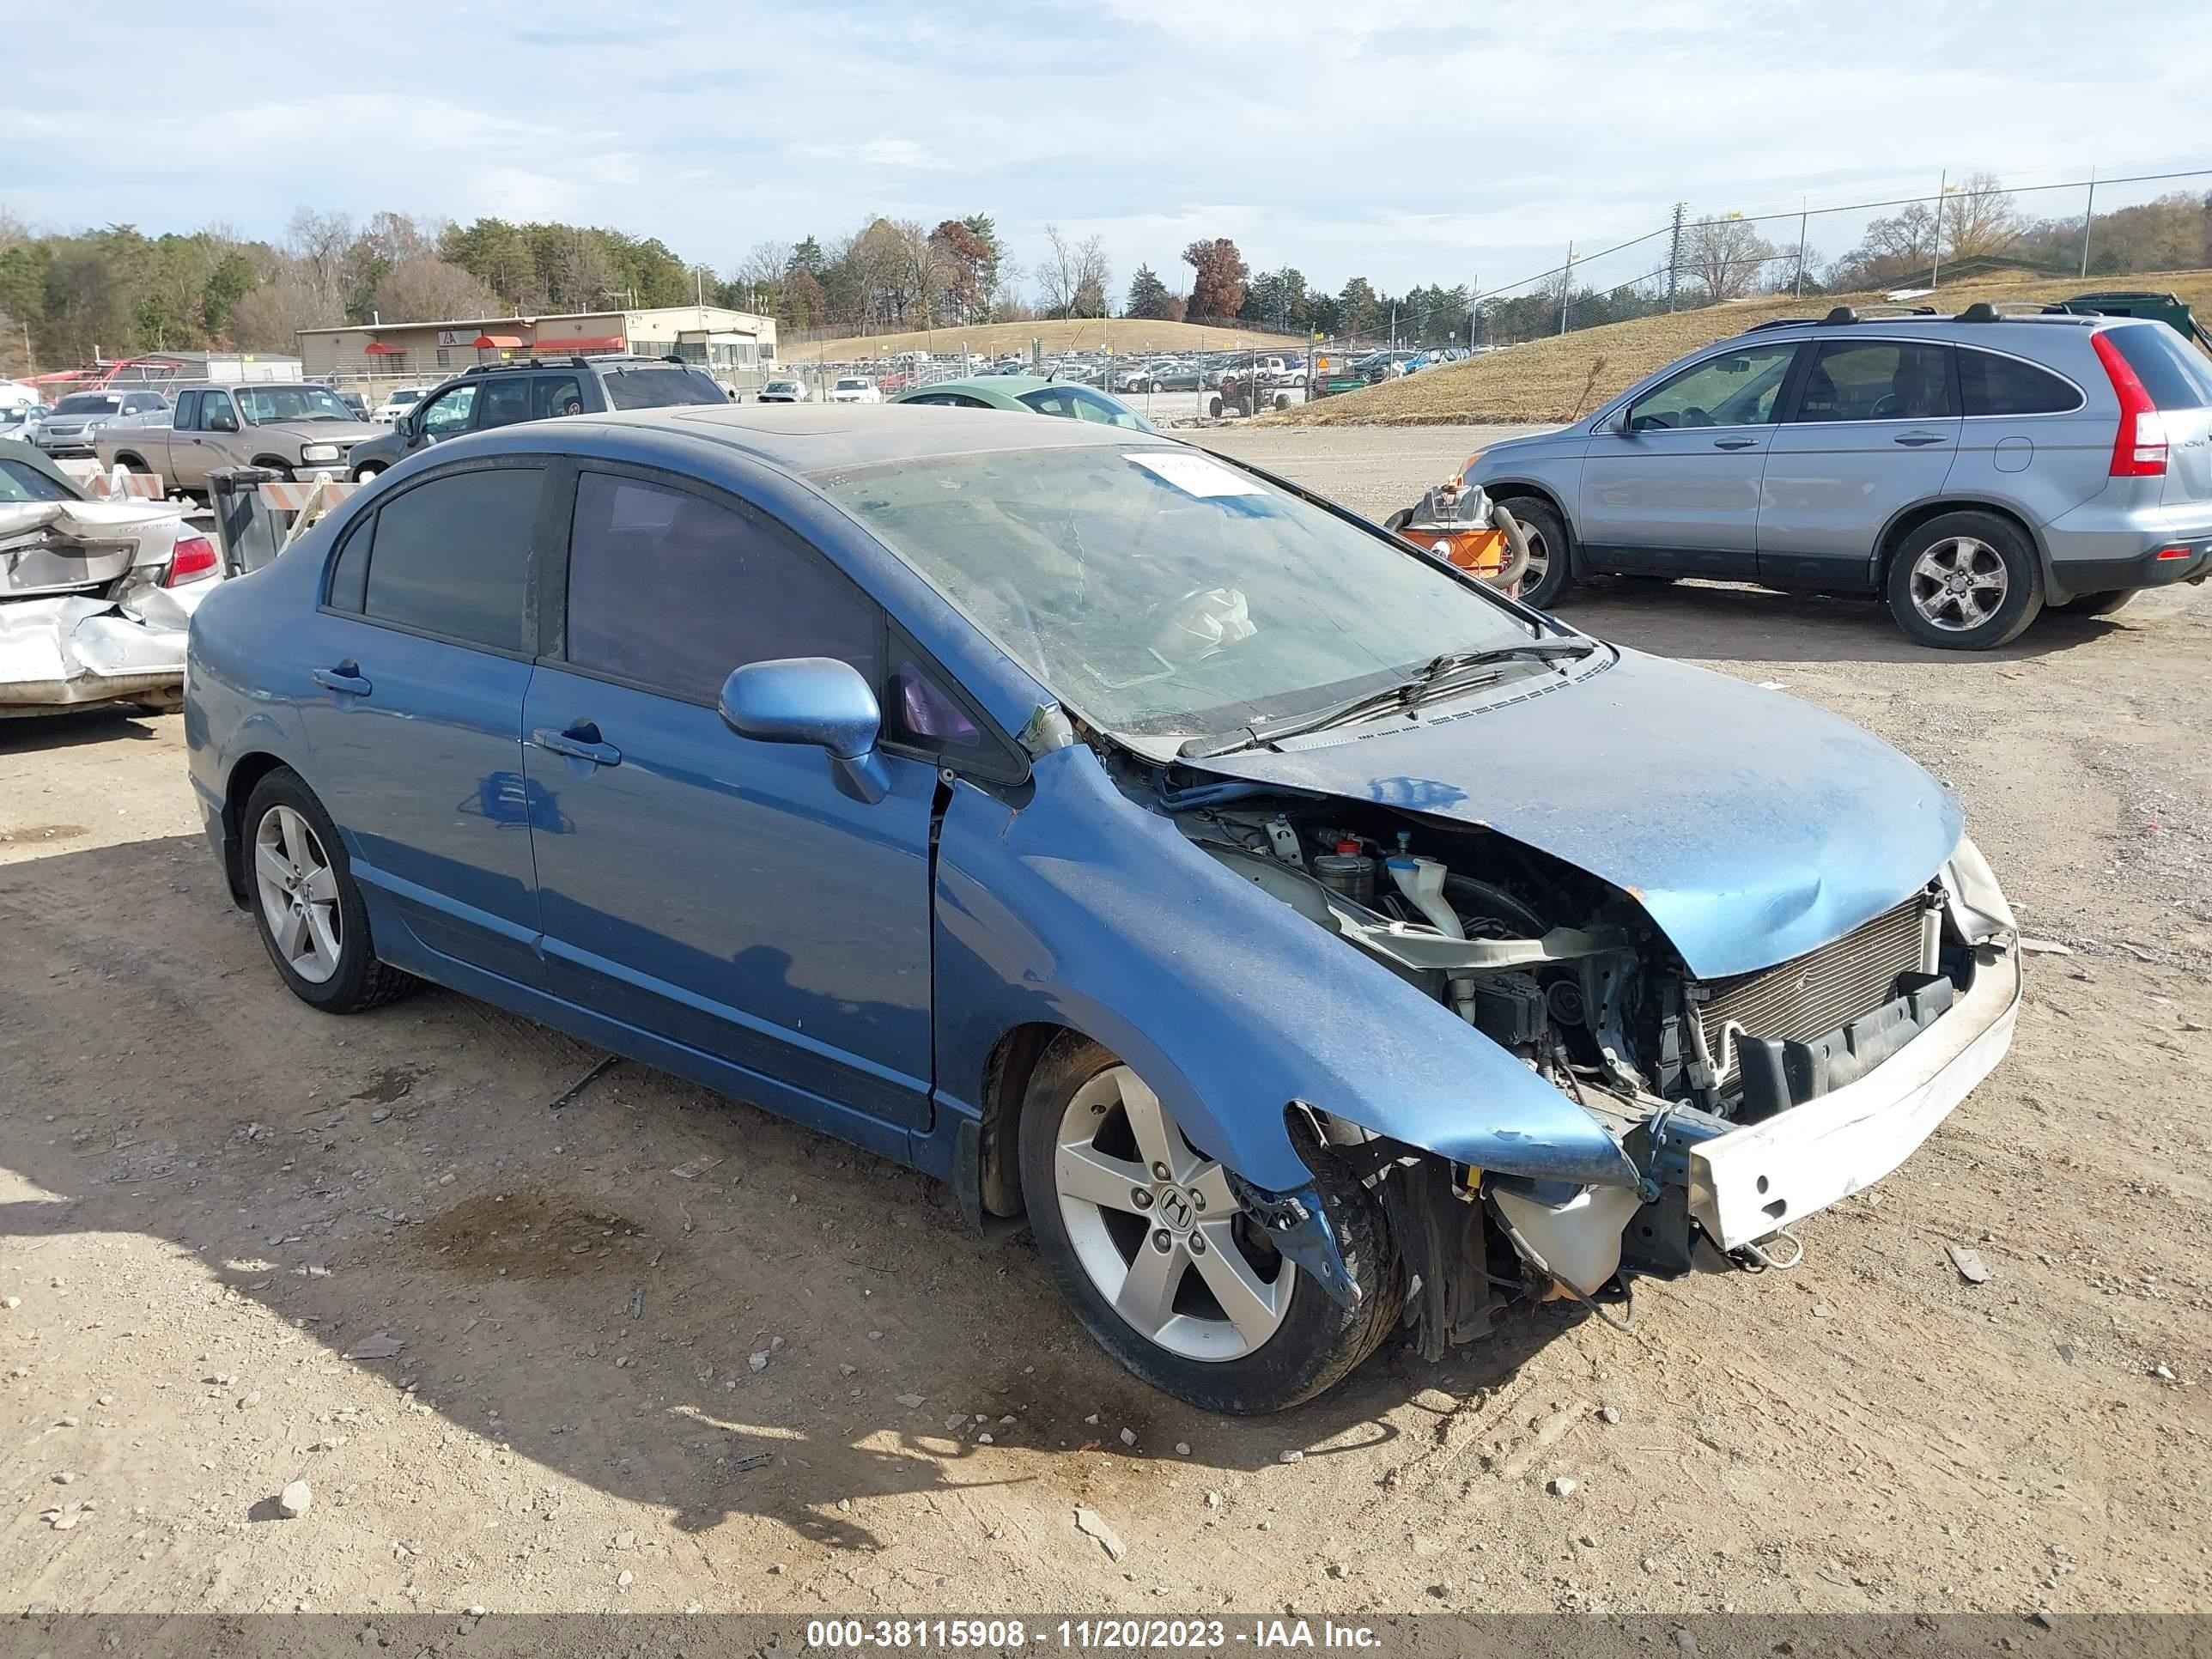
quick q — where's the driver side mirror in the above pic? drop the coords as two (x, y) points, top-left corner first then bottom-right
(718, 657), (890, 804)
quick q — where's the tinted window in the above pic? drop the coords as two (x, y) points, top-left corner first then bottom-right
(54, 393), (125, 415)
(327, 514), (372, 611)
(0, 459), (73, 502)
(2105, 324), (2212, 410)
(477, 377), (535, 429)
(1792, 340), (1955, 421)
(887, 657), (982, 750)
(1956, 349), (2081, 416)
(173, 392), (201, 431)
(535, 375), (585, 418)
(599, 368), (727, 410)
(565, 472), (879, 703)
(361, 466), (540, 651)
(1627, 343), (1796, 429)
(1018, 386), (1148, 430)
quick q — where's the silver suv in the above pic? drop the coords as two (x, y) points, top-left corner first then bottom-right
(1469, 304), (2212, 648)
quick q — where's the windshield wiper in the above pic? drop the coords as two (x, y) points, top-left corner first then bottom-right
(1180, 641), (1597, 760)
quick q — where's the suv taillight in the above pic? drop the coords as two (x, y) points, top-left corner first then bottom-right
(2092, 331), (2167, 477)
(164, 534), (219, 586)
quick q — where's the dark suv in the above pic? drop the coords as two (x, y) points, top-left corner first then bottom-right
(345, 356), (727, 480)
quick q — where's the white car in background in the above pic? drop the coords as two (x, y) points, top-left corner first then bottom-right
(374, 386), (432, 425)
(827, 376), (882, 404)
(758, 377), (811, 403)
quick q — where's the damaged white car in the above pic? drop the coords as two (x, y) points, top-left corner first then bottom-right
(0, 439), (221, 716)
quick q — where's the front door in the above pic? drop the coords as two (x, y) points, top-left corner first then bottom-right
(1759, 337), (1961, 590)
(522, 464), (938, 1138)
(1577, 340), (1800, 576)
(294, 459), (548, 987)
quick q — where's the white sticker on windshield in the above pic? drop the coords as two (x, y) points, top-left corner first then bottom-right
(1123, 451), (1266, 498)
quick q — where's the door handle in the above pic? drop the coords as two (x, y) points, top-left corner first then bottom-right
(1711, 437), (1759, 450)
(532, 723), (622, 767)
(1893, 432), (1948, 447)
(312, 663), (371, 696)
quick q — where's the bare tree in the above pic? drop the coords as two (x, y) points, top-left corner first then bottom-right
(374, 257), (499, 323)
(1941, 171), (2022, 258)
(1680, 214), (1778, 303)
(1071, 233), (1111, 319)
(735, 239), (788, 313)
(548, 231), (619, 313)
(284, 207), (355, 313)
(227, 271), (342, 352)
(1036, 223), (1080, 316)
(890, 220), (947, 327)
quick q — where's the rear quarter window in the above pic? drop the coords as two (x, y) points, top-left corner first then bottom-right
(600, 368), (729, 410)
(2105, 324), (2212, 410)
(1957, 349), (2081, 416)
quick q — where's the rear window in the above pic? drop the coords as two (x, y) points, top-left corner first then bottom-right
(2104, 324), (2212, 410)
(357, 465), (541, 652)
(599, 367), (727, 410)
(1957, 349), (2081, 416)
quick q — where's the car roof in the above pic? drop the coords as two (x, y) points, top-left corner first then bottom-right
(483, 401), (1176, 476)
(0, 436), (88, 498)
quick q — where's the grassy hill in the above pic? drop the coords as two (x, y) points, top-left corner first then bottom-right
(1269, 269), (2212, 427)
(787, 317), (1296, 364)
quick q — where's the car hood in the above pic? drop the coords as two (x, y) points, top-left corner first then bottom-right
(1188, 647), (1962, 981)
(252, 420), (386, 444)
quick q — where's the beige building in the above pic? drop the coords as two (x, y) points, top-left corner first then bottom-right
(297, 305), (777, 384)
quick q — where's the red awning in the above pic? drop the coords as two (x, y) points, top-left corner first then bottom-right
(473, 334), (525, 349)
(362, 341), (404, 356)
(532, 335), (626, 354)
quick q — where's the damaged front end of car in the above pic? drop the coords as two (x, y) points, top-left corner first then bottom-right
(1153, 778), (2021, 1360)
(0, 498), (215, 714)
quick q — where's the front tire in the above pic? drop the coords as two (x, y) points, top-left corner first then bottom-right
(1886, 510), (2042, 649)
(1498, 495), (1574, 608)
(242, 769), (417, 1014)
(1018, 1036), (1402, 1413)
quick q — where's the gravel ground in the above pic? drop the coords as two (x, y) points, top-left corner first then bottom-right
(3, 429), (2209, 1620)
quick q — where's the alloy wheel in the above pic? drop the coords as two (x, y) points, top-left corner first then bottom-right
(1909, 536), (2008, 632)
(1052, 1065), (1293, 1361)
(253, 804), (342, 984)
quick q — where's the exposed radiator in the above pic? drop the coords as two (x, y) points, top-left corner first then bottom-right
(1695, 896), (1931, 1079)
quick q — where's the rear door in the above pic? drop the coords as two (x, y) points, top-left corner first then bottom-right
(294, 459), (549, 987)
(1577, 340), (1800, 575)
(1758, 337), (1961, 589)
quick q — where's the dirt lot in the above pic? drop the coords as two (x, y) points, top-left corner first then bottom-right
(3, 427), (2209, 1620)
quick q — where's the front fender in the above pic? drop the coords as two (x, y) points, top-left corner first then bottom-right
(932, 744), (1637, 1196)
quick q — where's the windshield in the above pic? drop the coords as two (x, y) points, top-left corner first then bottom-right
(238, 386), (354, 424)
(53, 393), (125, 415)
(836, 378), (870, 391)
(602, 367), (727, 410)
(817, 445), (1540, 739)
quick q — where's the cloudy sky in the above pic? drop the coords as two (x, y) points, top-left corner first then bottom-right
(12, 0), (2209, 303)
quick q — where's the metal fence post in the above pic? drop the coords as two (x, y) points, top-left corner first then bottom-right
(2080, 166), (2098, 277)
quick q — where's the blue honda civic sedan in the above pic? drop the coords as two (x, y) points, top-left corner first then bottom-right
(184, 404), (2022, 1412)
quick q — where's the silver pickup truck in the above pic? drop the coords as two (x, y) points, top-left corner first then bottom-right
(96, 382), (384, 490)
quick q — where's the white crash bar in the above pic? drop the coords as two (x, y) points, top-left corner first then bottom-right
(1688, 946), (2022, 1251)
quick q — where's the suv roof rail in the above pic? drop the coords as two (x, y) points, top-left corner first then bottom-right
(1954, 300), (2090, 323)
(1746, 303), (1942, 333)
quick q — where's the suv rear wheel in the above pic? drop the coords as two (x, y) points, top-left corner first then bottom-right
(1885, 510), (2043, 650)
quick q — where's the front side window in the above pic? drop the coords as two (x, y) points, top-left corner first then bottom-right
(356, 465), (541, 651)
(202, 392), (239, 429)
(1791, 340), (1955, 422)
(418, 385), (477, 437)
(565, 472), (881, 704)
(1018, 386), (1150, 431)
(1626, 343), (1797, 430)
(817, 445), (1543, 740)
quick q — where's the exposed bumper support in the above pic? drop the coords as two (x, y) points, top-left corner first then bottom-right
(1687, 945), (2022, 1250)
(1224, 1169), (1361, 1308)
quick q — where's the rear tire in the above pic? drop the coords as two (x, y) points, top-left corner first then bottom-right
(241, 769), (418, 1015)
(2055, 586), (2139, 616)
(1018, 1035), (1402, 1413)
(1885, 510), (2043, 650)
(1498, 496), (1574, 609)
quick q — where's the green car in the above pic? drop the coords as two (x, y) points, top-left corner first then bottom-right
(890, 374), (1157, 434)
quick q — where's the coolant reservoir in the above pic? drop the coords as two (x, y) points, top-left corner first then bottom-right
(1491, 1182), (1644, 1298)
